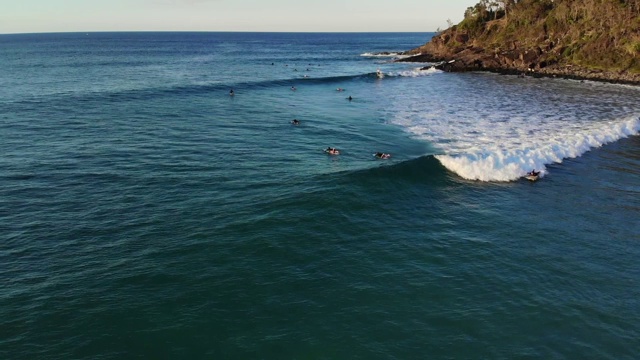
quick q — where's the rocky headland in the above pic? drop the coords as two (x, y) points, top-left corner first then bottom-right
(398, 0), (640, 85)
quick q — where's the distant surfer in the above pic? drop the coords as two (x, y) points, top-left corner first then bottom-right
(376, 68), (384, 78)
(347, 96), (353, 101)
(324, 147), (340, 155)
(374, 152), (391, 159)
(291, 119), (300, 125)
(229, 89), (234, 96)
(336, 88), (344, 92)
(291, 86), (297, 91)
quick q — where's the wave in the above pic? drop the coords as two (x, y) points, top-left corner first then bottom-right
(435, 116), (640, 181)
(383, 72), (640, 183)
(344, 155), (450, 185)
(1, 72), (382, 107)
(347, 115), (640, 184)
(2, 66), (446, 108)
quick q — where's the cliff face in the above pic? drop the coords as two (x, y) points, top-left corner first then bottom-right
(402, 0), (640, 84)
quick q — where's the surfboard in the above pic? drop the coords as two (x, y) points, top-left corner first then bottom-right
(525, 174), (539, 181)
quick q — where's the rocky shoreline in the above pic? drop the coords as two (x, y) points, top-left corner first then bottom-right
(396, 35), (640, 86)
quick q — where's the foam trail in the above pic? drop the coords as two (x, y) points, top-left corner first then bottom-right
(373, 67), (440, 79)
(360, 52), (409, 57)
(393, 67), (441, 78)
(436, 116), (640, 181)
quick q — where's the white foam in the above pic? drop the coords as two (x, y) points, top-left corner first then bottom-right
(383, 74), (640, 182)
(431, 116), (639, 181)
(368, 61), (640, 182)
(392, 67), (441, 78)
(360, 52), (407, 57)
(393, 54), (418, 60)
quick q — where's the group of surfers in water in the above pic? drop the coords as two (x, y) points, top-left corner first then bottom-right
(290, 118), (389, 159)
(233, 88), (538, 175)
(291, 120), (389, 159)
(231, 84), (382, 159)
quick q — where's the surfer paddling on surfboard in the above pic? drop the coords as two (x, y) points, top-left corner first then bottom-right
(324, 147), (340, 155)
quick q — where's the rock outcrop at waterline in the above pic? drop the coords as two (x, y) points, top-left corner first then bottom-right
(398, 0), (640, 85)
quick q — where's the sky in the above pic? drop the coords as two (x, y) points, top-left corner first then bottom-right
(0, 0), (477, 34)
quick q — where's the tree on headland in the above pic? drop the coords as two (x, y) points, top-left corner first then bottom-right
(410, 0), (640, 78)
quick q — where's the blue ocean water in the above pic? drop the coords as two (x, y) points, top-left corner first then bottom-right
(1, 32), (639, 359)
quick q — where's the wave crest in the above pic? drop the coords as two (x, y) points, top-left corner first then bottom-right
(436, 116), (640, 181)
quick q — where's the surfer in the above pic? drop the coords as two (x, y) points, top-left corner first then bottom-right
(324, 147), (340, 155)
(291, 119), (300, 125)
(291, 86), (297, 91)
(525, 169), (541, 181)
(229, 89), (234, 96)
(374, 152), (391, 159)
(347, 96), (353, 101)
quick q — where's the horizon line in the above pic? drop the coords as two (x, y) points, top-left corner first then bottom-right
(1, 30), (438, 36)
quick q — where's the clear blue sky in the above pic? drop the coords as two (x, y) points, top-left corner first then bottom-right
(0, 0), (477, 34)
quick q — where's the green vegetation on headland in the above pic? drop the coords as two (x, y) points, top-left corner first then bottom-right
(400, 0), (640, 84)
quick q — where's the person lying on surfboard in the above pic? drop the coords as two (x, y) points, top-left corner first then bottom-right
(324, 147), (340, 155)
(374, 152), (391, 159)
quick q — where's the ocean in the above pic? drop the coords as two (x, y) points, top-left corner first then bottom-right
(1, 32), (639, 359)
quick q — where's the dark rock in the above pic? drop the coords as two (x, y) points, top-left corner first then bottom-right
(455, 33), (469, 44)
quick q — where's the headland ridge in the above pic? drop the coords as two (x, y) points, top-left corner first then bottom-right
(398, 0), (640, 85)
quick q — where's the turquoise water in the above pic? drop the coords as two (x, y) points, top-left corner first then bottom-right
(1, 32), (639, 359)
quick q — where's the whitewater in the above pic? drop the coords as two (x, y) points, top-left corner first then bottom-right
(382, 72), (640, 182)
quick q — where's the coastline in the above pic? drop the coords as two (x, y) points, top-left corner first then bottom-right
(397, 51), (640, 86)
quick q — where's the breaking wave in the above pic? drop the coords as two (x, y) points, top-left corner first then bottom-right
(435, 116), (640, 181)
(384, 72), (640, 182)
